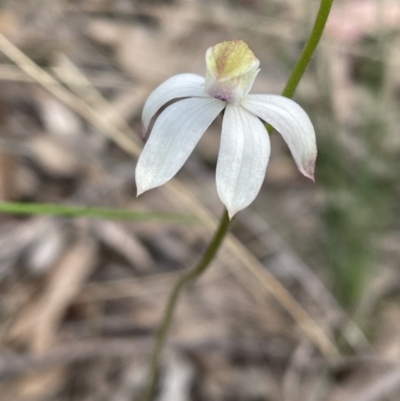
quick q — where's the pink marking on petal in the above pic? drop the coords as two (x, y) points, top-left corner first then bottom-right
(303, 158), (316, 182)
(140, 125), (147, 141)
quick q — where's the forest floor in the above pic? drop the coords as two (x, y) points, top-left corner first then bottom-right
(0, 1), (400, 400)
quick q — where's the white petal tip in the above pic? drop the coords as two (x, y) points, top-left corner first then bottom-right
(136, 186), (148, 197)
(228, 212), (236, 220)
(226, 207), (239, 220)
(302, 170), (315, 182)
(301, 159), (316, 182)
(140, 125), (148, 140)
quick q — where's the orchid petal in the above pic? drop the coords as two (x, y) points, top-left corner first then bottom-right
(142, 73), (205, 134)
(136, 97), (225, 195)
(242, 95), (317, 180)
(216, 104), (271, 218)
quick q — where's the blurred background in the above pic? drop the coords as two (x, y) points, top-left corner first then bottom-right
(0, 0), (400, 400)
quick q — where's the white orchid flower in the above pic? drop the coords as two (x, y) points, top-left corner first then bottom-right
(136, 40), (317, 218)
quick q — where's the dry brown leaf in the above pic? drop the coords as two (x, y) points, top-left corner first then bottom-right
(86, 18), (192, 82)
(0, 150), (17, 200)
(30, 236), (98, 351)
(0, 218), (50, 279)
(116, 26), (187, 83)
(92, 220), (154, 272)
(36, 94), (82, 138)
(94, 85), (150, 128)
(28, 135), (81, 177)
(5, 236), (98, 400)
(155, 0), (202, 41)
(13, 163), (40, 199)
(14, 369), (66, 401)
(25, 222), (67, 275)
(85, 18), (126, 48)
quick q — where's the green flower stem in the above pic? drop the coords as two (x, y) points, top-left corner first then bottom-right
(282, 0), (334, 98)
(141, 209), (231, 401)
(143, 1), (334, 399)
(0, 201), (194, 223)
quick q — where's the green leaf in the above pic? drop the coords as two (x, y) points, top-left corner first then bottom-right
(0, 201), (196, 223)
